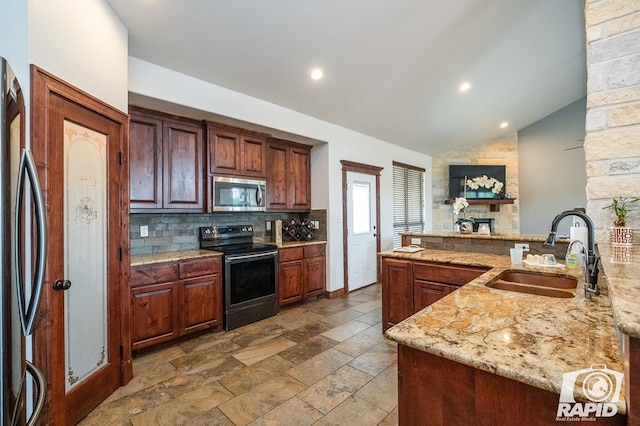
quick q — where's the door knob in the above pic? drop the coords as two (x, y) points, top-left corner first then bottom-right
(53, 279), (72, 291)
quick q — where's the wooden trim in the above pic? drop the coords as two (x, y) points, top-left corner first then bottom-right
(392, 160), (425, 173)
(31, 66), (131, 423)
(268, 136), (314, 150)
(340, 160), (383, 294)
(129, 105), (203, 128)
(325, 287), (346, 299)
(205, 119), (271, 139)
(341, 159), (383, 174)
(444, 198), (515, 212)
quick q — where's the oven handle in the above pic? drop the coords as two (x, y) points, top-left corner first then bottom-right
(225, 250), (278, 262)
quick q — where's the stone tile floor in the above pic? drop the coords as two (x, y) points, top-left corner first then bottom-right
(80, 283), (398, 425)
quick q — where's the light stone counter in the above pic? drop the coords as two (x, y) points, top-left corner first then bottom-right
(400, 231), (564, 242)
(131, 249), (222, 267)
(274, 240), (326, 248)
(382, 248), (625, 414)
(598, 244), (640, 338)
(130, 241), (326, 267)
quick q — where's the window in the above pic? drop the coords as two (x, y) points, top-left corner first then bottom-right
(393, 161), (425, 247)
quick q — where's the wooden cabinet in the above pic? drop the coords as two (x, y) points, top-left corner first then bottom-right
(266, 138), (311, 212)
(278, 243), (326, 307)
(129, 107), (204, 212)
(130, 256), (222, 350)
(381, 258), (413, 331)
(205, 122), (268, 178)
(381, 257), (488, 331)
(304, 244), (327, 297)
(396, 345), (628, 425)
(278, 248), (305, 306)
(414, 281), (454, 312)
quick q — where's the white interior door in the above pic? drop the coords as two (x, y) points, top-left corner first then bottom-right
(347, 172), (378, 291)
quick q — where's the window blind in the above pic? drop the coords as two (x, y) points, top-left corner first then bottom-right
(392, 161), (425, 247)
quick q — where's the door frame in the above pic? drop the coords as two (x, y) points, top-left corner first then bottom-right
(340, 160), (382, 294)
(30, 66), (131, 424)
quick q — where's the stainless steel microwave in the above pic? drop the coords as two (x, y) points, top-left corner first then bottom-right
(211, 176), (266, 211)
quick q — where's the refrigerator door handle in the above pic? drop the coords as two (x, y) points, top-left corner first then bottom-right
(15, 149), (47, 336)
(23, 361), (46, 426)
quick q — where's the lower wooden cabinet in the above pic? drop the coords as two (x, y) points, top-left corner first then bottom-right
(381, 257), (488, 331)
(278, 243), (326, 307)
(130, 256), (222, 350)
(381, 258), (413, 331)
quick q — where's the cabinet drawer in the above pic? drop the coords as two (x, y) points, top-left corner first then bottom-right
(179, 257), (221, 279)
(279, 247), (304, 262)
(413, 262), (487, 286)
(303, 244), (325, 258)
(131, 263), (179, 287)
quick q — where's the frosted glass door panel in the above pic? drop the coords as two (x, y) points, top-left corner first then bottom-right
(63, 121), (108, 391)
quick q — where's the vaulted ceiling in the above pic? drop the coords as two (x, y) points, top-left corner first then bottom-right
(106, 0), (586, 155)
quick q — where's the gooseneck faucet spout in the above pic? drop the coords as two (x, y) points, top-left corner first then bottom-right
(544, 210), (600, 297)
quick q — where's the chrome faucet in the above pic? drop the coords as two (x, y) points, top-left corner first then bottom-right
(566, 240), (596, 301)
(544, 209), (600, 298)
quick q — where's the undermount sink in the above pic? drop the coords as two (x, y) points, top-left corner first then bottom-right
(486, 270), (577, 298)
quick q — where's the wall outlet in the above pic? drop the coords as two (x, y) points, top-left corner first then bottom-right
(515, 243), (529, 251)
(266, 221), (272, 231)
(140, 225), (149, 238)
(411, 237), (421, 245)
(312, 220), (320, 229)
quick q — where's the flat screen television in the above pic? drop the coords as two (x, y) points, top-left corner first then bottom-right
(448, 165), (506, 199)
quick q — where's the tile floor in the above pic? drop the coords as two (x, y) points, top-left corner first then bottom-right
(80, 283), (398, 425)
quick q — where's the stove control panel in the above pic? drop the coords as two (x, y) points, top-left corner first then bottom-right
(200, 225), (255, 241)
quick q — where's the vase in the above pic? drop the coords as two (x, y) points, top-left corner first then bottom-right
(459, 221), (473, 234)
(609, 226), (633, 246)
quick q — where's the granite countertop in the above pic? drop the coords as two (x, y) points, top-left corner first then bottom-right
(131, 249), (222, 267)
(598, 244), (640, 338)
(131, 241), (327, 267)
(400, 231), (570, 243)
(275, 240), (326, 248)
(381, 248), (625, 413)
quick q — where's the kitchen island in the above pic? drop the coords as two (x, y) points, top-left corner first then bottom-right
(381, 248), (625, 425)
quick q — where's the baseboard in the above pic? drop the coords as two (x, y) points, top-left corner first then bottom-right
(325, 288), (345, 299)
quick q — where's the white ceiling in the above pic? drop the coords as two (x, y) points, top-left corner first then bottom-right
(106, 0), (586, 156)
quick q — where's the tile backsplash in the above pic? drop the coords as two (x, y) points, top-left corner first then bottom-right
(130, 210), (327, 255)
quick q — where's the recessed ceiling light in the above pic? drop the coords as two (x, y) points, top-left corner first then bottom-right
(459, 81), (471, 92)
(500, 122), (509, 129)
(310, 68), (324, 81)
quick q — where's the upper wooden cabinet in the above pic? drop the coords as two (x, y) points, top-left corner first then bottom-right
(266, 138), (311, 212)
(129, 107), (204, 212)
(206, 122), (268, 178)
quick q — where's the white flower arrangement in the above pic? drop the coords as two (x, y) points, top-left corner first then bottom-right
(466, 175), (504, 194)
(452, 197), (469, 216)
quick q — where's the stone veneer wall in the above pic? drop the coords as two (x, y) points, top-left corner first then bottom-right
(130, 209), (327, 255)
(585, 1), (640, 244)
(432, 133), (520, 234)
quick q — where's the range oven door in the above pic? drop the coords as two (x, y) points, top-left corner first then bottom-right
(224, 250), (278, 330)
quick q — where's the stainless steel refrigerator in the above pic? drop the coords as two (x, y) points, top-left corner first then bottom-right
(1, 57), (47, 425)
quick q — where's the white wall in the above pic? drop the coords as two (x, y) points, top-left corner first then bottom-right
(1, 0), (29, 134)
(518, 97), (587, 235)
(128, 57), (432, 292)
(28, 0), (129, 112)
